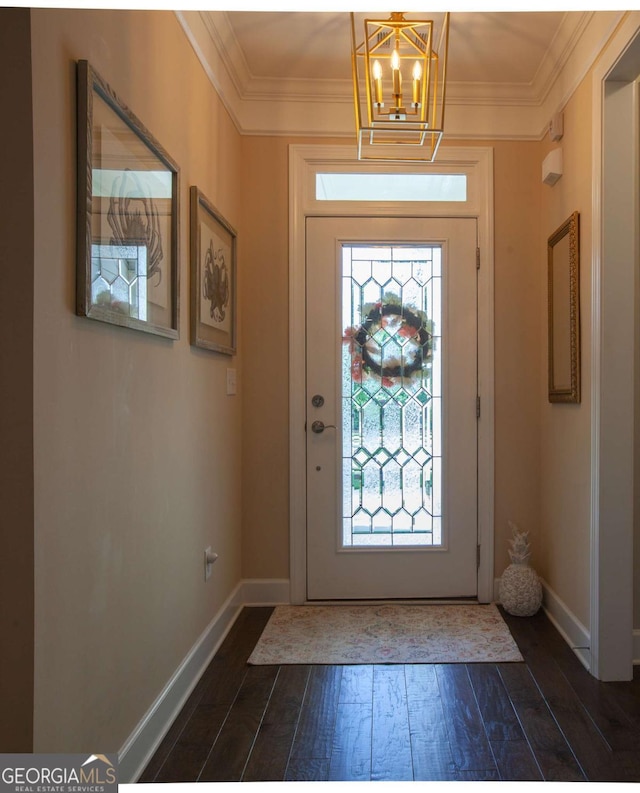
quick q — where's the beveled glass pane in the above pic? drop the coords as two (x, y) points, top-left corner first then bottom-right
(351, 259), (371, 284)
(392, 259), (412, 284)
(382, 460), (402, 514)
(393, 509), (412, 533)
(372, 511), (392, 533)
(343, 464), (355, 516)
(353, 533), (392, 547)
(433, 247), (442, 277)
(343, 518), (353, 546)
(361, 460), (382, 514)
(352, 246), (391, 261)
(363, 279), (382, 305)
(394, 532), (431, 546)
(432, 516), (442, 544)
(341, 243), (442, 549)
(352, 508), (370, 533)
(432, 456), (442, 517)
(423, 458), (435, 515)
(402, 401), (423, 454)
(431, 397), (442, 457)
(382, 401), (402, 454)
(375, 259), (392, 284)
(402, 460), (423, 514)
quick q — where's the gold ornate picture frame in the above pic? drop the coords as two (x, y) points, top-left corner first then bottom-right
(548, 211), (580, 403)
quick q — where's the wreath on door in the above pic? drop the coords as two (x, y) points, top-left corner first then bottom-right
(344, 297), (433, 387)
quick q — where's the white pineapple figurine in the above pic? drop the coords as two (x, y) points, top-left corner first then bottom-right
(499, 521), (542, 616)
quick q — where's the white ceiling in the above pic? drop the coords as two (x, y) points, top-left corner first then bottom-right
(225, 11), (565, 85)
(177, 10), (625, 139)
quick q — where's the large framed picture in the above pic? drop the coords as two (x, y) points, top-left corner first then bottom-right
(548, 211), (580, 403)
(76, 60), (180, 339)
(189, 186), (237, 355)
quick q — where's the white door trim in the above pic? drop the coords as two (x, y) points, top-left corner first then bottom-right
(288, 144), (495, 604)
(589, 12), (640, 680)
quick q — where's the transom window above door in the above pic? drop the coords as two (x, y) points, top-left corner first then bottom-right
(316, 172), (467, 202)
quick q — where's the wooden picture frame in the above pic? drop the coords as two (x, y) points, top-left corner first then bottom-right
(189, 186), (237, 355)
(548, 211), (580, 403)
(76, 60), (180, 339)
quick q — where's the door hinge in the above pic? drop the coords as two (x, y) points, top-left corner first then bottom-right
(477, 544), (481, 569)
(476, 395), (481, 419)
(476, 247), (481, 270)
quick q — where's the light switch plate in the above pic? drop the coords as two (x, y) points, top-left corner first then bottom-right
(226, 368), (237, 395)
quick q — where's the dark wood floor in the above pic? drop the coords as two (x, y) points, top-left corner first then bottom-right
(139, 605), (640, 783)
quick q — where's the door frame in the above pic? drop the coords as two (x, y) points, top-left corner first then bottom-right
(288, 144), (495, 604)
(589, 12), (640, 679)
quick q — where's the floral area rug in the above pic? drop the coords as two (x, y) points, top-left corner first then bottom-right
(247, 603), (523, 665)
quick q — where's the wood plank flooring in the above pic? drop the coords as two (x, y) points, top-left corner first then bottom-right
(139, 605), (640, 783)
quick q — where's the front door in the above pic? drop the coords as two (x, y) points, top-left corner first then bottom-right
(306, 216), (478, 600)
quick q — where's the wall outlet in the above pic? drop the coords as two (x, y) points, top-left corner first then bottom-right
(204, 547), (218, 581)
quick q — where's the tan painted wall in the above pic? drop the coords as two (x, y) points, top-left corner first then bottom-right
(538, 75), (593, 629)
(239, 136), (544, 585)
(239, 136), (297, 579)
(0, 7), (35, 752)
(488, 140), (544, 576)
(30, 9), (243, 752)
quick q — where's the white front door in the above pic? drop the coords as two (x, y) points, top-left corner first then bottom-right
(306, 216), (478, 600)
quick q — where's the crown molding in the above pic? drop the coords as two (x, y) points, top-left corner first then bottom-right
(176, 9), (626, 141)
(533, 10), (625, 136)
(199, 10), (251, 98)
(531, 11), (593, 103)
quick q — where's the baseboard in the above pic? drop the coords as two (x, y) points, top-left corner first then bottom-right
(118, 578), (290, 783)
(239, 578), (290, 605)
(494, 576), (591, 672)
(539, 578), (591, 671)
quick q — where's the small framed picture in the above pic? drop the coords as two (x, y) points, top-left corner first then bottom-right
(190, 186), (237, 355)
(76, 60), (180, 339)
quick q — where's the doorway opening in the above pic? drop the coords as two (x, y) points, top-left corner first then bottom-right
(289, 144), (495, 603)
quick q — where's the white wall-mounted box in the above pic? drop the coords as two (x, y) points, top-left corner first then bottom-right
(542, 148), (563, 186)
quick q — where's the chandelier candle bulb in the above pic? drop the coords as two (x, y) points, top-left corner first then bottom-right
(373, 60), (383, 105)
(412, 60), (422, 106)
(391, 48), (401, 98)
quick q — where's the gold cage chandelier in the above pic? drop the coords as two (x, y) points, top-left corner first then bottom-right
(350, 11), (450, 162)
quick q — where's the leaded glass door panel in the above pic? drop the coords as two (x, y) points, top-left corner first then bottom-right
(306, 217), (478, 600)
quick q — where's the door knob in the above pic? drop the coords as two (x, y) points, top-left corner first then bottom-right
(311, 420), (336, 434)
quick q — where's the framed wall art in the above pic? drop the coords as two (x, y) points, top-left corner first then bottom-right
(189, 186), (237, 355)
(548, 211), (580, 403)
(76, 59), (180, 339)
